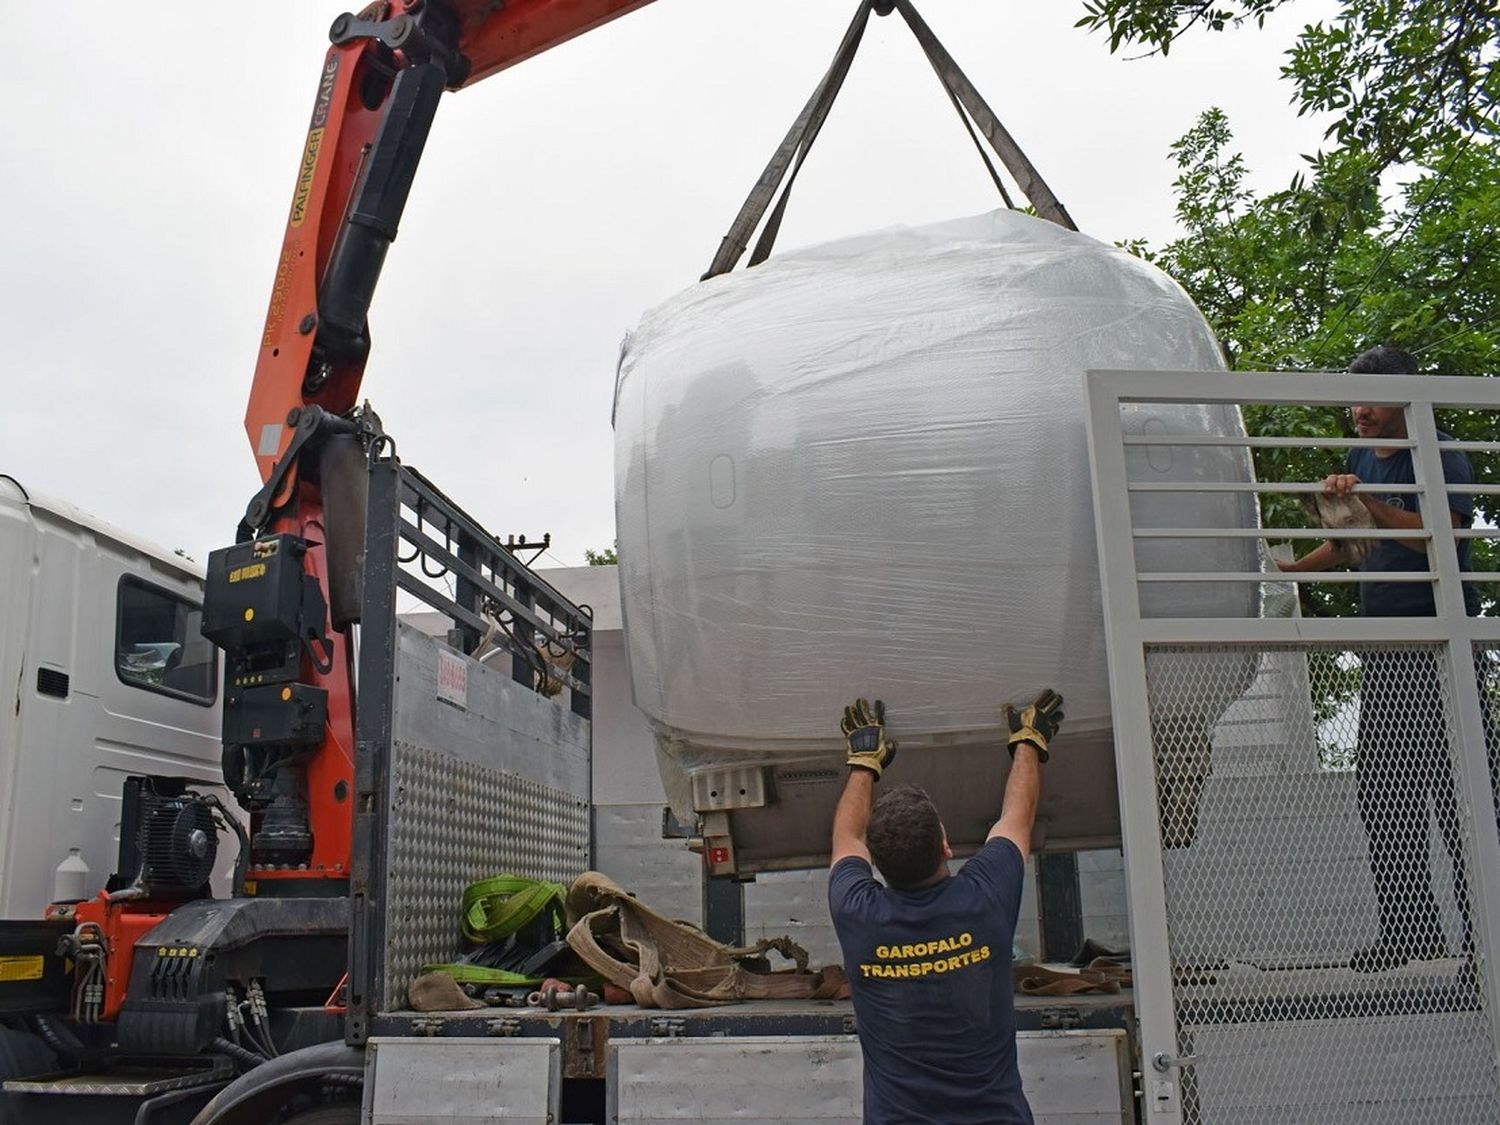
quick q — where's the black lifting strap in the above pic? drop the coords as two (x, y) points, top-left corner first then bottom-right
(701, 0), (875, 281)
(701, 0), (1077, 282)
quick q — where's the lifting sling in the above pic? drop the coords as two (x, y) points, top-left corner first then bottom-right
(703, 0), (1075, 281)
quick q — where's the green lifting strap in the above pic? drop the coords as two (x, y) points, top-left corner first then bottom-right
(419, 962), (600, 989)
(421, 963), (553, 989)
(422, 875), (591, 989)
(460, 875), (565, 944)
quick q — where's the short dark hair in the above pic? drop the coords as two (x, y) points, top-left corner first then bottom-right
(1349, 345), (1418, 375)
(866, 785), (945, 889)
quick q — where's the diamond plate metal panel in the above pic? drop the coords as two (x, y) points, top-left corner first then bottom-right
(376, 624), (592, 1012)
(381, 742), (589, 1010)
(1147, 642), (1500, 1124)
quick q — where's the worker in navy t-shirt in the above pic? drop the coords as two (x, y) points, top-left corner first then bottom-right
(1276, 344), (1479, 613)
(1277, 344), (1481, 972)
(827, 690), (1063, 1124)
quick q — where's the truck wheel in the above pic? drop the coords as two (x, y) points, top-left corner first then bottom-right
(0, 1026), (57, 1124)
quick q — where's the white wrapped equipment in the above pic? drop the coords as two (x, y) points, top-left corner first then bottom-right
(614, 211), (1256, 844)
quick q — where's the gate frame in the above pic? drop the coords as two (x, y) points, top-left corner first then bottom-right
(1083, 368), (1500, 1121)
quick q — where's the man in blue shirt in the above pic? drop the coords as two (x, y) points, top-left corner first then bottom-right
(1278, 345), (1479, 971)
(827, 690), (1062, 1124)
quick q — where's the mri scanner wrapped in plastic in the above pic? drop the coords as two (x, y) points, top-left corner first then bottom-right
(614, 210), (1260, 849)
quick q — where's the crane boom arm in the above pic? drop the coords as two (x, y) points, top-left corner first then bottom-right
(246, 0), (653, 485)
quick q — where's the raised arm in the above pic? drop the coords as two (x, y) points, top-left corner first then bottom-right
(988, 689), (1064, 861)
(991, 745), (1042, 860)
(831, 770), (875, 866)
(830, 698), (897, 866)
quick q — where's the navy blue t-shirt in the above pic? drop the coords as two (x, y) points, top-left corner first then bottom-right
(829, 838), (1032, 1125)
(1347, 436), (1479, 616)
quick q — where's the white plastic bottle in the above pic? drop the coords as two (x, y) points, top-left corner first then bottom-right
(52, 848), (90, 903)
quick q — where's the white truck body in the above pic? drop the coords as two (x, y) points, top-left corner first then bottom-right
(0, 476), (228, 917)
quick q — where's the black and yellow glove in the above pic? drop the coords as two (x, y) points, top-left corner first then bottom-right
(841, 697), (897, 779)
(1001, 689), (1064, 763)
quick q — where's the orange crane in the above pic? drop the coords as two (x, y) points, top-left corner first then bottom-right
(230, 0), (653, 894)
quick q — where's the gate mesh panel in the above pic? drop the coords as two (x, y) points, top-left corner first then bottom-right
(1476, 645), (1500, 852)
(381, 740), (591, 1010)
(1146, 643), (1500, 1124)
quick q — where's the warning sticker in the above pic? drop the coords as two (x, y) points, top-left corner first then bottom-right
(0, 956), (44, 983)
(437, 647), (468, 710)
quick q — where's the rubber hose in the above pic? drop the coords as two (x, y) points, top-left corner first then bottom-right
(211, 1036), (266, 1071)
(28, 1016), (76, 1064)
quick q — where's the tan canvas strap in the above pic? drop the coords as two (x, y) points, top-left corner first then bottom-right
(563, 872), (846, 1009)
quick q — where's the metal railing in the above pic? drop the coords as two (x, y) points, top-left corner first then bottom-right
(387, 462), (592, 717)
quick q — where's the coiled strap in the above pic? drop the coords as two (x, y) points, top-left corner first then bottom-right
(461, 875), (565, 944)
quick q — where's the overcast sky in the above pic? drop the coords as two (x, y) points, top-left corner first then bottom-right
(1, 1), (1336, 567)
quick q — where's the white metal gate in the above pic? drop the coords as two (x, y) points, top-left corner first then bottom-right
(1085, 369), (1500, 1123)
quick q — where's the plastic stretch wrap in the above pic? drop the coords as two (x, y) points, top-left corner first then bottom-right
(614, 211), (1257, 822)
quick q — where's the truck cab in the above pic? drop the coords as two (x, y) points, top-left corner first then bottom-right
(0, 476), (227, 917)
